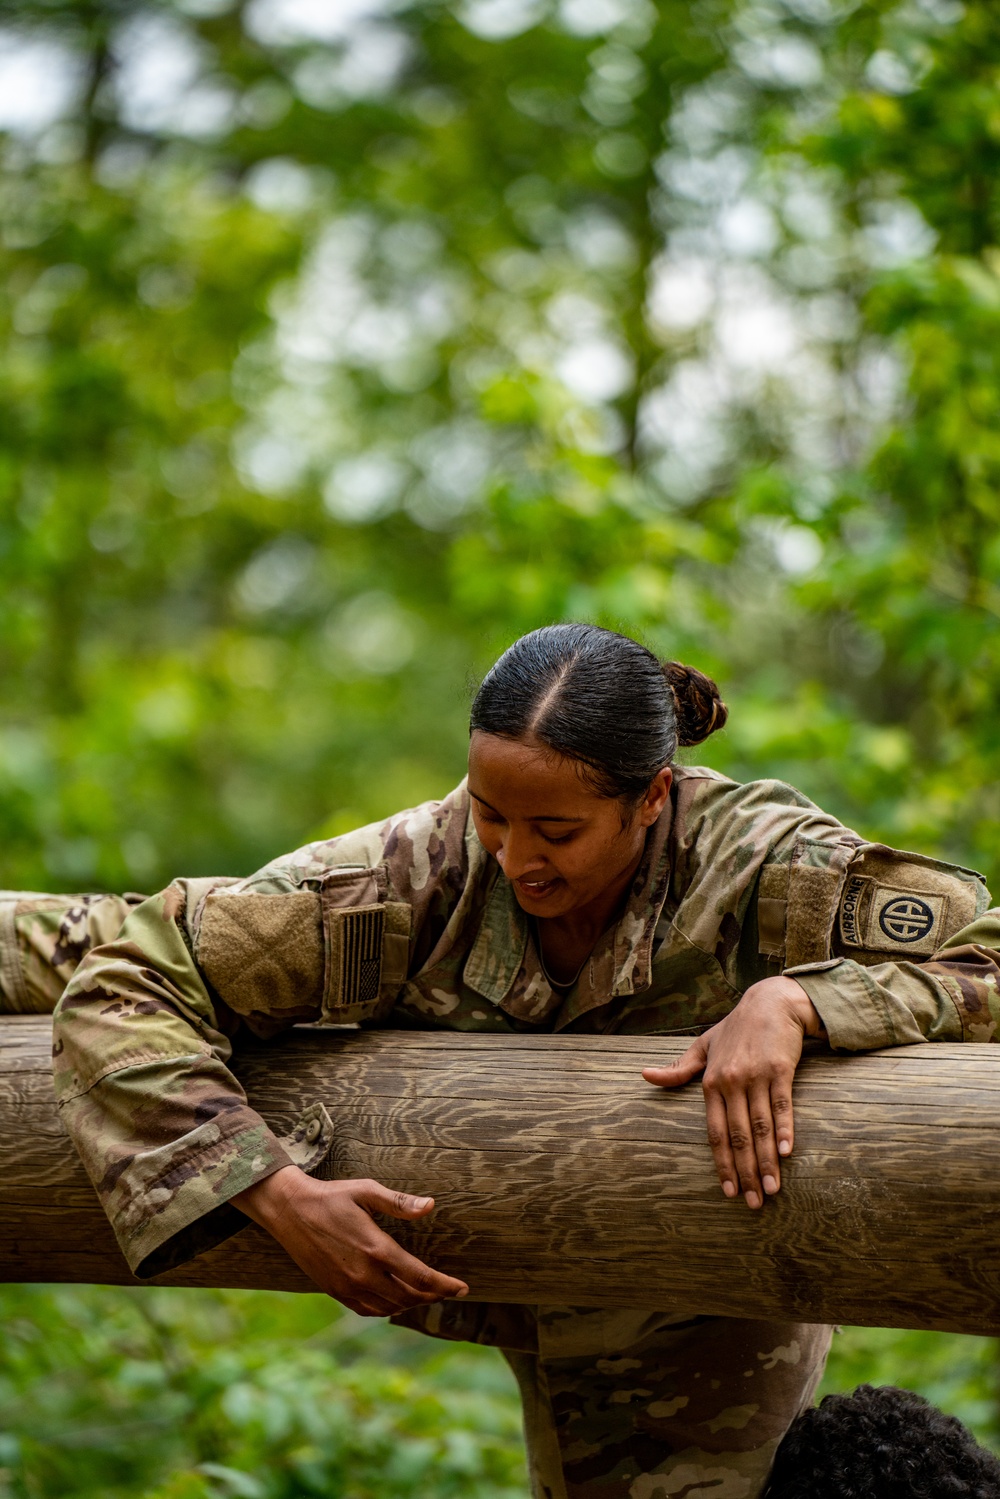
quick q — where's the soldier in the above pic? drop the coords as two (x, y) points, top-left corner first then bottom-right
(5, 623), (1000, 1499)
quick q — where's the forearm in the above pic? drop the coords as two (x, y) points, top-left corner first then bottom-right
(787, 910), (1000, 1050)
(61, 1069), (295, 1276)
(53, 884), (330, 1277)
(0, 891), (139, 1014)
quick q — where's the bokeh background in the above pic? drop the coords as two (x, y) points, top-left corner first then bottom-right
(2, 0), (1000, 1492)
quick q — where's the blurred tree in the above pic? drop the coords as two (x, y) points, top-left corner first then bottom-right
(0, 0), (730, 891)
(3, 0), (999, 895)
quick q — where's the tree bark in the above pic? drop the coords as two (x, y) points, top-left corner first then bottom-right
(3, 1016), (999, 1334)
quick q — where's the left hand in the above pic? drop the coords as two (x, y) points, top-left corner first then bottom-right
(642, 978), (826, 1209)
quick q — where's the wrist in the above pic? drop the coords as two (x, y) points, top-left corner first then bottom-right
(233, 1164), (312, 1230)
(743, 976), (827, 1038)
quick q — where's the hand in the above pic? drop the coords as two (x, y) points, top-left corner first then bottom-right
(642, 977), (825, 1210)
(233, 1166), (470, 1316)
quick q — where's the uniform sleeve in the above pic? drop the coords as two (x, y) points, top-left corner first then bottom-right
(787, 912), (1000, 1050)
(0, 891), (141, 1014)
(52, 787), (475, 1278)
(694, 774), (998, 1053)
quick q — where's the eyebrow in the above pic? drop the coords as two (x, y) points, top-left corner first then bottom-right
(468, 789), (586, 823)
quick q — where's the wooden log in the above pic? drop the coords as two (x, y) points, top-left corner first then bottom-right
(1, 1015), (999, 1334)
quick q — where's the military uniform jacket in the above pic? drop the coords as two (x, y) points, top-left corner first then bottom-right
(47, 767), (1000, 1281)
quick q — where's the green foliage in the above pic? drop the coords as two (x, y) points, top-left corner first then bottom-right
(3, 0), (1000, 1487)
(0, 1287), (528, 1499)
(4, 0), (1000, 891)
(0, 1287), (995, 1499)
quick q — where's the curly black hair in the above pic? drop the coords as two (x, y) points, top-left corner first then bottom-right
(764, 1384), (1000, 1498)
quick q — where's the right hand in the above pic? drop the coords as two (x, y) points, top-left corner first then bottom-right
(233, 1166), (469, 1316)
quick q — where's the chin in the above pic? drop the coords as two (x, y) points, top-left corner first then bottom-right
(511, 885), (577, 918)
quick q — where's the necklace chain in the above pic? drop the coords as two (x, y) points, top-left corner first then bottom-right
(531, 920), (589, 990)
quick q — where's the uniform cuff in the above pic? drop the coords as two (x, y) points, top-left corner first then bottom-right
(63, 1097), (336, 1279)
(783, 957), (898, 1051)
(127, 1110), (292, 1278)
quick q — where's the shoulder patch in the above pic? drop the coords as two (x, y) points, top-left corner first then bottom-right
(835, 846), (984, 962)
(839, 876), (944, 954)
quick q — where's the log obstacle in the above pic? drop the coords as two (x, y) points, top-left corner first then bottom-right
(2, 1015), (999, 1335)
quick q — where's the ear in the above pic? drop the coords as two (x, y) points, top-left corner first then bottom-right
(637, 767), (672, 827)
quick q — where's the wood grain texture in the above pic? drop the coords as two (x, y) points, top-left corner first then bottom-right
(1, 1016), (999, 1333)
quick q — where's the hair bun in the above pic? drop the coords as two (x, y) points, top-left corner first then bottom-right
(661, 662), (728, 747)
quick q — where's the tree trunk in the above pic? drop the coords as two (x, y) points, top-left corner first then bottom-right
(3, 1016), (999, 1334)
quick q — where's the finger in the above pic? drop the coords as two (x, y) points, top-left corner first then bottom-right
(748, 1080), (781, 1197)
(370, 1278), (443, 1314)
(771, 1076), (794, 1161)
(704, 1089), (739, 1201)
(384, 1272), (457, 1307)
(371, 1231), (469, 1301)
(346, 1262), (448, 1317)
(353, 1180), (437, 1221)
(353, 1298), (396, 1318)
(353, 1185), (470, 1298)
(341, 1286), (401, 1318)
(643, 1039), (708, 1089)
(379, 1255), (468, 1303)
(721, 1089), (764, 1209)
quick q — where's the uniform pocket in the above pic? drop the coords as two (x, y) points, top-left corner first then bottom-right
(834, 843), (985, 963)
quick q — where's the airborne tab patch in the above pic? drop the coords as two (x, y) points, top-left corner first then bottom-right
(839, 874), (947, 957)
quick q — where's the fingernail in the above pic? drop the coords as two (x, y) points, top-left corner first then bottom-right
(413, 1196), (432, 1209)
(722, 1180), (737, 1198)
(456, 1287), (469, 1298)
(763, 1175), (778, 1195)
(745, 1191), (761, 1209)
(778, 1140), (791, 1157)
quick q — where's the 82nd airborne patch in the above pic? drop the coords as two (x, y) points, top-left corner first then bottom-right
(839, 874), (948, 958)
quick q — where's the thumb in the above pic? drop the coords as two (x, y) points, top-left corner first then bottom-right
(642, 1039), (708, 1089)
(354, 1179), (436, 1220)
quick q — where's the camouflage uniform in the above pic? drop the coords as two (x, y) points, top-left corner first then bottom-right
(4, 766), (999, 1499)
(0, 891), (141, 1014)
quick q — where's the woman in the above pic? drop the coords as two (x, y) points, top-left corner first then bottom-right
(8, 624), (1000, 1499)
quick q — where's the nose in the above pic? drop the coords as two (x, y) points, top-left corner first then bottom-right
(496, 830), (548, 883)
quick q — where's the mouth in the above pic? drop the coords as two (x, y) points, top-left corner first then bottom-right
(514, 876), (563, 901)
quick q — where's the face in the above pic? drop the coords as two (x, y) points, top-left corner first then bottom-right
(468, 731), (672, 920)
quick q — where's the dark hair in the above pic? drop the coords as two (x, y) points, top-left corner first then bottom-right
(469, 624), (727, 801)
(764, 1385), (1000, 1499)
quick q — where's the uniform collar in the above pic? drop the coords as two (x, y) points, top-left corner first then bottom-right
(463, 796), (675, 1023)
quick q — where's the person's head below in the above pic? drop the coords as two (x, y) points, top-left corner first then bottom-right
(468, 623), (727, 924)
(764, 1384), (1000, 1499)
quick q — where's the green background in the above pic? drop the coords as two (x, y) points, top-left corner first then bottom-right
(2, 0), (1000, 1491)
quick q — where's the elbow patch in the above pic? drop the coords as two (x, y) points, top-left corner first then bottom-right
(196, 870), (411, 1025)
